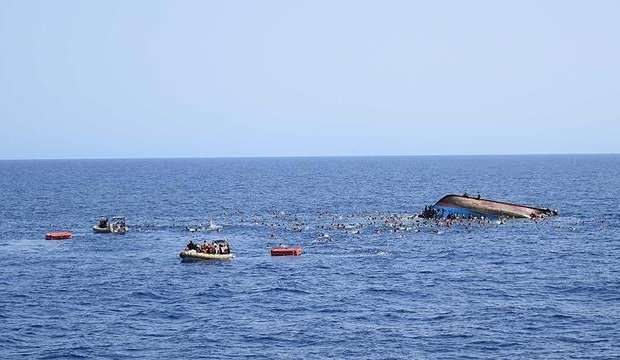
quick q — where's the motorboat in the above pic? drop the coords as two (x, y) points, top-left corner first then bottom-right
(206, 219), (223, 232)
(93, 217), (111, 233)
(93, 216), (128, 234)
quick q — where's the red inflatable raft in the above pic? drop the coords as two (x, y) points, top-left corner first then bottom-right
(270, 246), (302, 256)
(45, 231), (73, 240)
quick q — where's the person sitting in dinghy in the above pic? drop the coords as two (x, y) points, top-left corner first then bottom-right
(185, 240), (199, 251)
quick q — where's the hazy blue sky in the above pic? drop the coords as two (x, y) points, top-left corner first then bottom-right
(0, 0), (618, 159)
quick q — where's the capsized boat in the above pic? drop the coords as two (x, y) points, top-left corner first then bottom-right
(424, 194), (558, 219)
(179, 239), (233, 262)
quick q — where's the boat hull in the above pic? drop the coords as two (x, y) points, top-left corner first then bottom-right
(179, 250), (234, 262)
(93, 226), (127, 234)
(93, 226), (111, 233)
(433, 195), (557, 219)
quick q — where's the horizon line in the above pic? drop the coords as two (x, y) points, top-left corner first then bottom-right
(0, 152), (618, 161)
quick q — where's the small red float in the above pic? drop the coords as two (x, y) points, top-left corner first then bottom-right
(45, 231), (73, 240)
(270, 246), (302, 256)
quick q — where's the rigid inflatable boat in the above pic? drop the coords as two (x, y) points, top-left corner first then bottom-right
(92, 216), (128, 234)
(179, 250), (234, 261)
(92, 225), (111, 233)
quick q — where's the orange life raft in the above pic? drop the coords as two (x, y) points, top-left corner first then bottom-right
(45, 231), (73, 240)
(270, 246), (302, 256)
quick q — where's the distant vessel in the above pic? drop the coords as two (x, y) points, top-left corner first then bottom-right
(427, 194), (558, 219)
(93, 216), (128, 234)
(206, 219), (223, 232)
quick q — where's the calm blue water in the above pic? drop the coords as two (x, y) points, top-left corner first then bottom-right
(1, 155), (619, 359)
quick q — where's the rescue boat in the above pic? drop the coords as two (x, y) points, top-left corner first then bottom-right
(93, 216), (128, 234)
(92, 225), (111, 233)
(270, 246), (303, 256)
(45, 231), (73, 240)
(179, 250), (234, 261)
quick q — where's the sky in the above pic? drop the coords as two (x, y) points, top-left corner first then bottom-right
(0, 0), (619, 159)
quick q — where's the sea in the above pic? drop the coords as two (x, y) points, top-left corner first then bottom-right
(0, 155), (618, 359)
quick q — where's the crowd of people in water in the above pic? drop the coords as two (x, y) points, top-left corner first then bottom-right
(123, 195), (556, 246)
(172, 207), (511, 243)
(185, 240), (231, 254)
